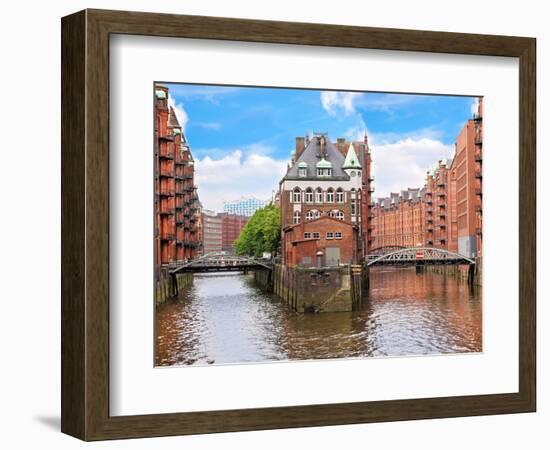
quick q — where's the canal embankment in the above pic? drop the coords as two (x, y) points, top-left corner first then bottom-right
(426, 264), (482, 286)
(156, 271), (193, 306)
(255, 264), (364, 313)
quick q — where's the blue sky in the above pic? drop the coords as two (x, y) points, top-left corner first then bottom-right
(162, 83), (477, 212)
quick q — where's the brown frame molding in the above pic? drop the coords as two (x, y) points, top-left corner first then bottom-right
(61, 9), (536, 441)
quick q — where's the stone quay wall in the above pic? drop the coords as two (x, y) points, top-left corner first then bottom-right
(426, 264), (482, 286)
(263, 264), (363, 313)
(156, 272), (194, 306)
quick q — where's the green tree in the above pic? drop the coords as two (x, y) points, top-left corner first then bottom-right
(235, 204), (280, 257)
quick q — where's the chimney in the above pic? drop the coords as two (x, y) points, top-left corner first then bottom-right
(319, 136), (326, 158)
(364, 131), (369, 145)
(306, 130), (310, 145)
(295, 137), (305, 159)
(337, 137), (346, 155)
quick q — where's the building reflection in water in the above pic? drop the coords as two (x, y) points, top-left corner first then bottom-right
(155, 268), (481, 367)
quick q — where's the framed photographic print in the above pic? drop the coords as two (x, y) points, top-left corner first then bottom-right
(61, 9), (536, 440)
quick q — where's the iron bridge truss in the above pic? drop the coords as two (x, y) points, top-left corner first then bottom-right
(366, 247), (475, 267)
(170, 252), (271, 274)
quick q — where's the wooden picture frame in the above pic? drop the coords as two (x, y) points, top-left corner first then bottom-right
(61, 9), (536, 441)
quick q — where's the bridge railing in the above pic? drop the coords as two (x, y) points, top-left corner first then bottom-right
(170, 254), (272, 273)
(366, 247), (475, 267)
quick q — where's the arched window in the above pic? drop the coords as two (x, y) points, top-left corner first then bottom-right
(336, 188), (344, 203)
(293, 210), (301, 224)
(305, 187), (313, 203)
(305, 209), (321, 221)
(293, 187), (301, 203)
(326, 188), (334, 203)
(315, 188), (323, 204)
(329, 210), (345, 221)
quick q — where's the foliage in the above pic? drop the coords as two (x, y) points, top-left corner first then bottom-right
(234, 204), (280, 257)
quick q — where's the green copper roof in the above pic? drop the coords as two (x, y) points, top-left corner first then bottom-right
(342, 143), (362, 169)
(316, 158), (333, 168)
(188, 160), (194, 167)
(173, 128), (182, 135)
(298, 161), (308, 168)
(155, 90), (166, 99)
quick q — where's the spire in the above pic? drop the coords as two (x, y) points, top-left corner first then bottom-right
(343, 142), (362, 169)
(168, 106), (181, 128)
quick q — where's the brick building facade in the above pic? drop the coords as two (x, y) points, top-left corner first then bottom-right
(371, 188), (427, 248)
(454, 98), (483, 259)
(202, 209), (223, 255)
(371, 97), (483, 261)
(154, 85), (202, 273)
(279, 132), (373, 267)
(219, 213), (249, 253)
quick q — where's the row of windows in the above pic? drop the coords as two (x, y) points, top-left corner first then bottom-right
(293, 209), (345, 224)
(304, 231), (343, 240)
(298, 167), (335, 177)
(292, 187), (361, 204)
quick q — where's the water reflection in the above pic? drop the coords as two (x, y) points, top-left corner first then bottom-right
(155, 268), (482, 366)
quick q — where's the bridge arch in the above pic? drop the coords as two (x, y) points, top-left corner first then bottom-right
(367, 247), (475, 267)
(369, 245), (406, 255)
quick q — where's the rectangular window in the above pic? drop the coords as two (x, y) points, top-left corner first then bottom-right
(326, 232), (334, 239)
(313, 232), (320, 239)
(304, 232), (312, 239)
(335, 232), (343, 239)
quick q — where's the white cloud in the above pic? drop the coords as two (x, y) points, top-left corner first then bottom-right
(320, 91), (364, 116)
(194, 149), (287, 212)
(470, 97), (480, 116)
(370, 138), (455, 199)
(168, 96), (188, 131)
(321, 92), (419, 117)
(370, 126), (444, 145)
(363, 94), (419, 112)
(344, 117), (368, 141)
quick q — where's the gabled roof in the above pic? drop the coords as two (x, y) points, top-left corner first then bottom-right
(342, 143), (362, 169)
(283, 214), (357, 232)
(168, 106), (181, 128)
(284, 135), (348, 180)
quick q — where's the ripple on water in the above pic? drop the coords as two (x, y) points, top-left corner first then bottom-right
(155, 269), (482, 366)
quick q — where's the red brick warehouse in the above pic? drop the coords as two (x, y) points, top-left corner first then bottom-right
(154, 85), (203, 275)
(219, 213), (249, 253)
(371, 97), (483, 261)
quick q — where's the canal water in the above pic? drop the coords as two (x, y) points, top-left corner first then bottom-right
(155, 268), (482, 366)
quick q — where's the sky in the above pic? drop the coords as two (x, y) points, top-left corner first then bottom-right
(162, 83), (478, 212)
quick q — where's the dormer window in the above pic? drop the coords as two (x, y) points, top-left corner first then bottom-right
(316, 158), (333, 177)
(317, 168), (332, 177)
(297, 161), (308, 178)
